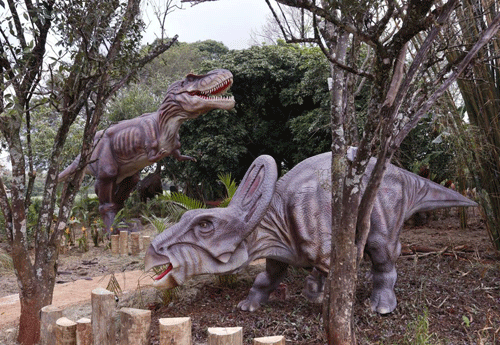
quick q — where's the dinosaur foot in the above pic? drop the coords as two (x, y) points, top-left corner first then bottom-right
(370, 287), (397, 315)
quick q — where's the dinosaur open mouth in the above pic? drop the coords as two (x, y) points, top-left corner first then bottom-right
(154, 263), (173, 281)
(188, 78), (233, 100)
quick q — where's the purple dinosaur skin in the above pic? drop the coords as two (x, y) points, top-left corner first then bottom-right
(58, 69), (234, 234)
(144, 149), (477, 314)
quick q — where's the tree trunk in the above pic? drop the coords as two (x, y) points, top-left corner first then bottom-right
(323, 27), (359, 344)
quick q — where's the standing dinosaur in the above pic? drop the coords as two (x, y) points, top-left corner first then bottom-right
(144, 148), (477, 314)
(59, 69), (235, 233)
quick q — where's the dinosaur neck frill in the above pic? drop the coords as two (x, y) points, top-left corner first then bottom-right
(244, 198), (298, 265)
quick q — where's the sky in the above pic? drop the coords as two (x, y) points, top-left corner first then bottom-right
(142, 0), (274, 50)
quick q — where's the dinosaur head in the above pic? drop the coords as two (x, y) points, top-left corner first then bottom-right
(163, 69), (235, 117)
(144, 155), (278, 289)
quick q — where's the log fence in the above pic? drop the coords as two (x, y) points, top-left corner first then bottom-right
(41, 288), (285, 345)
(110, 232), (151, 256)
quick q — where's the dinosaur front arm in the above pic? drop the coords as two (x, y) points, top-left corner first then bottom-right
(172, 149), (196, 162)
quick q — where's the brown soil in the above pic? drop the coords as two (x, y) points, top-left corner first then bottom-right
(1, 209), (499, 344)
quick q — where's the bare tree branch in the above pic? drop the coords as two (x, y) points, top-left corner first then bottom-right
(394, 11), (500, 146)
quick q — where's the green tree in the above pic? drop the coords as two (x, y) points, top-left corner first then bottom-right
(214, 43), (331, 174)
(0, 0), (177, 343)
(162, 43), (331, 199)
(183, 1), (500, 344)
(443, 0), (500, 251)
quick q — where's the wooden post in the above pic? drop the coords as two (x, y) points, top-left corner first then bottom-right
(56, 317), (77, 345)
(130, 232), (140, 256)
(119, 231), (128, 255)
(91, 287), (116, 345)
(253, 336), (286, 345)
(40, 305), (63, 345)
(159, 317), (192, 345)
(111, 234), (120, 255)
(76, 318), (92, 345)
(208, 327), (243, 345)
(119, 308), (151, 345)
(141, 236), (150, 251)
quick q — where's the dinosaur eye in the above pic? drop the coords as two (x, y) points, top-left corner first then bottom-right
(196, 220), (214, 236)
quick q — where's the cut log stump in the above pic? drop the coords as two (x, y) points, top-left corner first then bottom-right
(119, 307), (151, 345)
(40, 305), (63, 345)
(91, 287), (116, 345)
(253, 335), (286, 345)
(208, 327), (243, 345)
(55, 317), (77, 345)
(159, 317), (192, 345)
(76, 317), (91, 345)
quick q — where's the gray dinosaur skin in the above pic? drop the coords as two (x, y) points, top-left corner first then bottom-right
(58, 69), (234, 234)
(144, 149), (477, 314)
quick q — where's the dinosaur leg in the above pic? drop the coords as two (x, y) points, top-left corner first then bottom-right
(94, 147), (121, 234)
(95, 177), (119, 234)
(302, 267), (326, 304)
(113, 172), (141, 208)
(238, 259), (289, 312)
(365, 227), (402, 315)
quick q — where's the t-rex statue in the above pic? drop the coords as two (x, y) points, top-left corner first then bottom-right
(144, 148), (477, 315)
(58, 69), (235, 234)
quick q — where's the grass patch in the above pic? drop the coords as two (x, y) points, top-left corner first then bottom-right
(0, 251), (14, 273)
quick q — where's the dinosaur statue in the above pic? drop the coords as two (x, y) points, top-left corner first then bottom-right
(58, 69), (235, 234)
(137, 171), (163, 203)
(144, 149), (477, 314)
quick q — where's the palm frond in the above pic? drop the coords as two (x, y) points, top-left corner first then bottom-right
(218, 173), (238, 208)
(142, 214), (170, 233)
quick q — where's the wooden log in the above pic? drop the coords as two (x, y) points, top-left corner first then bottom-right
(119, 308), (151, 345)
(159, 317), (192, 345)
(56, 317), (77, 345)
(119, 231), (128, 255)
(141, 236), (150, 251)
(111, 234), (120, 255)
(91, 287), (116, 345)
(76, 318), (92, 345)
(253, 335), (286, 345)
(207, 327), (243, 345)
(130, 232), (140, 256)
(40, 305), (63, 345)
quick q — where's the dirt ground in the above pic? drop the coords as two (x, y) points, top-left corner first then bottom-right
(1, 208), (499, 344)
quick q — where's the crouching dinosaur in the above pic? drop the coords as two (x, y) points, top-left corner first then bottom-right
(58, 69), (235, 234)
(144, 149), (477, 314)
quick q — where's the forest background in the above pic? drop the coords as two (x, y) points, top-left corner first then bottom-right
(0, 40), (458, 202)
(1, 0), (500, 344)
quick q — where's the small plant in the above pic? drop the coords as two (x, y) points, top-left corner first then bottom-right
(216, 274), (239, 289)
(403, 308), (441, 345)
(218, 173), (237, 207)
(63, 227), (74, 247)
(152, 265), (180, 305)
(143, 214), (170, 234)
(106, 273), (122, 299)
(0, 250), (14, 273)
(90, 221), (103, 247)
(76, 226), (89, 252)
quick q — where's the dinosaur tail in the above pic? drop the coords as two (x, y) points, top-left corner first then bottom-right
(409, 178), (478, 215)
(58, 154), (81, 182)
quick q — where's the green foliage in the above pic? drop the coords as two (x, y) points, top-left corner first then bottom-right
(70, 195), (101, 228)
(403, 308), (441, 345)
(161, 43), (331, 198)
(398, 114), (454, 183)
(215, 274), (239, 288)
(142, 214), (170, 234)
(0, 250), (14, 273)
(144, 191), (206, 233)
(217, 173), (237, 208)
